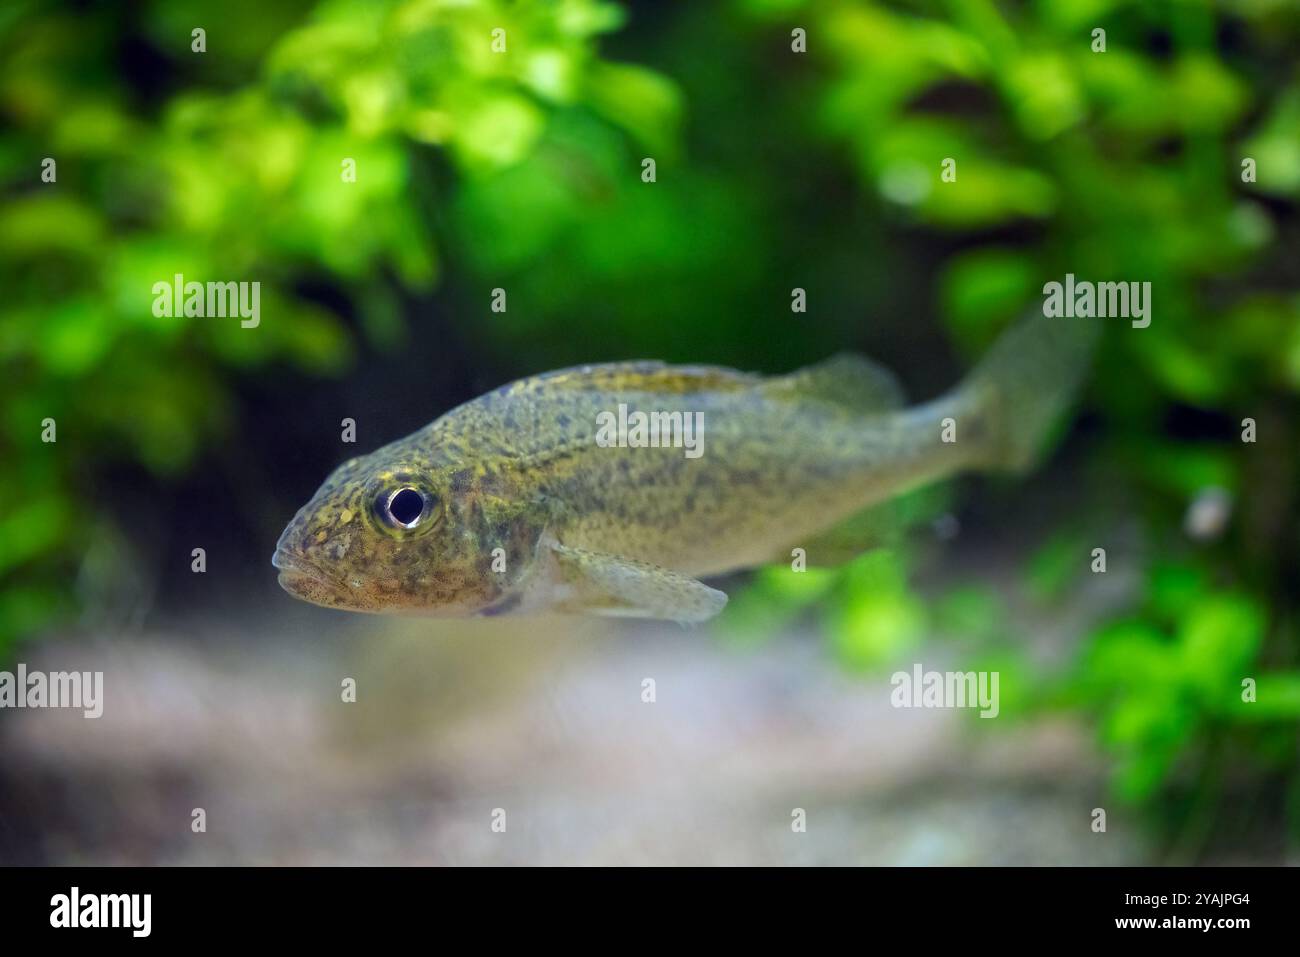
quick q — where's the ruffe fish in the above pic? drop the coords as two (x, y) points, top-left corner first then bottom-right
(273, 317), (1095, 622)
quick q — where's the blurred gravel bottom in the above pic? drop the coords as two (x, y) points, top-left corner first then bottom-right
(0, 611), (1143, 866)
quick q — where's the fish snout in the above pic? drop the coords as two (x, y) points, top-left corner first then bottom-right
(273, 519), (349, 607)
(271, 516), (308, 572)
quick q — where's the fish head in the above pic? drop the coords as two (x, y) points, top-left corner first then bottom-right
(273, 446), (537, 615)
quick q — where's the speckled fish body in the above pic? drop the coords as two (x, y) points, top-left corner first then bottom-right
(273, 317), (1094, 622)
(456, 364), (957, 577)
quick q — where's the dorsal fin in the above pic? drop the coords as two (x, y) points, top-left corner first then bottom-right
(761, 353), (905, 411)
(497, 361), (761, 398)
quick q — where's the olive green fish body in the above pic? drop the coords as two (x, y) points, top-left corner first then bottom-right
(274, 317), (1094, 622)
(501, 371), (973, 578)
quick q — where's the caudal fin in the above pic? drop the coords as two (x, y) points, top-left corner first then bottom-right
(960, 315), (1099, 472)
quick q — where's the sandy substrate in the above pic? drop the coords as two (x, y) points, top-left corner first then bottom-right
(0, 605), (1146, 865)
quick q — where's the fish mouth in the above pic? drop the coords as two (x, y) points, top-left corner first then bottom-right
(272, 547), (349, 606)
(272, 546), (317, 574)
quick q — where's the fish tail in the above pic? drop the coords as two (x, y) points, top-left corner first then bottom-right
(959, 315), (1099, 473)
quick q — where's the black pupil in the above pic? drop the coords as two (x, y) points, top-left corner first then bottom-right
(388, 488), (424, 526)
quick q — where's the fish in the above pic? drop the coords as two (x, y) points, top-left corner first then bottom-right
(273, 316), (1096, 623)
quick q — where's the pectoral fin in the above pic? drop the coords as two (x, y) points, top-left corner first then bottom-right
(548, 543), (728, 623)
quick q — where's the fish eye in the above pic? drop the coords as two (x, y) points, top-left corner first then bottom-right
(378, 486), (430, 529)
